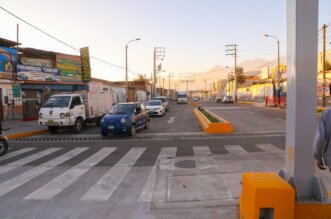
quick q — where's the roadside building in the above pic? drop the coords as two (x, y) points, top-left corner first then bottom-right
(17, 48), (89, 120)
(0, 37), (22, 121)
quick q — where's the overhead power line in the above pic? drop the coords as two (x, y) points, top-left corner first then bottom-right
(0, 6), (140, 77)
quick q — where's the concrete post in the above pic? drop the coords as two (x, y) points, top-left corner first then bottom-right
(285, 0), (322, 200)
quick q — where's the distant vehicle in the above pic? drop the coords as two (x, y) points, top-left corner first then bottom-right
(215, 96), (223, 103)
(38, 82), (113, 134)
(192, 97), (200, 102)
(176, 91), (188, 104)
(153, 96), (169, 111)
(145, 100), (165, 116)
(100, 102), (149, 137)
(222, 96), (234, 104)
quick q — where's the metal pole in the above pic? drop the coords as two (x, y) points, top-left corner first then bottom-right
(168, 72), (171, 99)
(322, 24), (327, 107)
(125, 45), (128, 102)
(277, 39), (281, 106)
(153, 48), (156, 98)
(234, 47), (237, 103)
(15, 23), (19, 82)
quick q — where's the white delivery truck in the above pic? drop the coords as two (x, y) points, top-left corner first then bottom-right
(38, 82), (112, 133)
(176, 91), (189, 104)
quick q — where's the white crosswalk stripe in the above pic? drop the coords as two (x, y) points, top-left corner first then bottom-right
(138, 147), (177, 202)
(0, 148), (35, 161)
(224, 145), (248, 155)
(0, 148), (60, 176)
(255, 144), (283, 153)
(0, 143), (284, 202)
(0, 147), (88, 197)
(81, 147), (146, 201)
(193, 146), (212, 156)
(25, 147), (115, 200)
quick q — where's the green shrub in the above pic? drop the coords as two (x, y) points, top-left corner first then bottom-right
(200, 109), (219, 123)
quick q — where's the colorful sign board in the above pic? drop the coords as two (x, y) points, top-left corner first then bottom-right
(80, 47), (91, 82)
(0, 46), (17, 80)
(56, 53), (82, 82)
(16, 64), (61, 82)
(21, 57), (53, 67)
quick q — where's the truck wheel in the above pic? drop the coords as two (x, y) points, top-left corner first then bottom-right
(48, 126), (58, 134)
(96, 118), (101, 127)
(101, 131), (108, 137)
(130, 125), (136, 136)
(73, 118), (83, 133)
(144, 120), (149, 129)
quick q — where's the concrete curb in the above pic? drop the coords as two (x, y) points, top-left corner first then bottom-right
(238, 101), (255, 105)
(7, 129), (48, 140)
(193, 108), (234, 134)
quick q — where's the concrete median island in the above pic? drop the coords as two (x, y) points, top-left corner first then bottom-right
(193, 107), (234, 134)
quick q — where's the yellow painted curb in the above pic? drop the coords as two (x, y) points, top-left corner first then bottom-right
(295, 203), (331, 219)
(7, 129), (48, 140)
(238, 101), (255, 105)
(193, 108), (233, 134)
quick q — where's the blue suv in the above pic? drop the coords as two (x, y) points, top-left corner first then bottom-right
(100, 102), (149, 137)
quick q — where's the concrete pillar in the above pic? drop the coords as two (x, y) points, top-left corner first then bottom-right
(285, 0), (319, 199)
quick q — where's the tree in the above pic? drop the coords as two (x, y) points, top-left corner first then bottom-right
(235, 67), (246, 85)
(326, 61), (331, 71)
(134, 74), (147, 81)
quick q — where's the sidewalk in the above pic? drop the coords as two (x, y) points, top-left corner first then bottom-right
(2, 120), (48, 139)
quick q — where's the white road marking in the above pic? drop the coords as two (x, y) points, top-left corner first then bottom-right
(138, 147), (177, 202)
(224, 145), (248, 155)
(274, 118), (286, 122)
(167, 117), (176, 124)
(24, 147), (114, 200)
(193, 146), (212, 156)
(0, 148), (60, 176)
(255, 144), (283, 153)
(81, 147), (146, 201)
(0, 148), (88, 198)
(0, 148), (35, 161)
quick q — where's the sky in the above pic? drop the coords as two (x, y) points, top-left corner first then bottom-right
(0, 0), (331, 82)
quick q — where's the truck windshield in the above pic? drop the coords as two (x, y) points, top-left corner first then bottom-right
(108, 104), (134, 114)
(43, 96), (71, 108)
(178, 95), (187, 98)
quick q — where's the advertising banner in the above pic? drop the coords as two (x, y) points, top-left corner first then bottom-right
(16, 64), (61, 82)
(56, 53), (82, 82)
(21, 57), (53, 67)
(0, 46), (17, 80)
(80, 47), (91, 82)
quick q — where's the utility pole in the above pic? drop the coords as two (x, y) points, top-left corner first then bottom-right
(322, 24), (328, 107)
(153, 47), (165, 98)
(225, 44), (238, 102)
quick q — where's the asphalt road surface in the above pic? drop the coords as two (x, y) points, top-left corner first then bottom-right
(1, 101), (307, 219)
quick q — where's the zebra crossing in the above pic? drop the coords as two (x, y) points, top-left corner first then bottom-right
(0, 143), (284, 202)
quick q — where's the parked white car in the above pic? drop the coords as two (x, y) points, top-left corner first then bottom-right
(145, 100), (165, 116)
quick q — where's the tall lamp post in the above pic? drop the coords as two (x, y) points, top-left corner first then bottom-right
(264, 34), (281, 106)
(125, 38), (141, 102)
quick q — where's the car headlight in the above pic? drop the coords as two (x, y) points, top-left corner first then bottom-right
(121, 118), (127, 124)
(39, 113), (43, 119)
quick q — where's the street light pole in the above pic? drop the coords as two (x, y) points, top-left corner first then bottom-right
(264, 34), (281, 106)
(125, 38), (141, 102)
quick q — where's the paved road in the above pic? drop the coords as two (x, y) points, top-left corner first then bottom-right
(3, 102), (327, 219)
(202, 101), (286, 133)
(1, 134), (287, 219)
